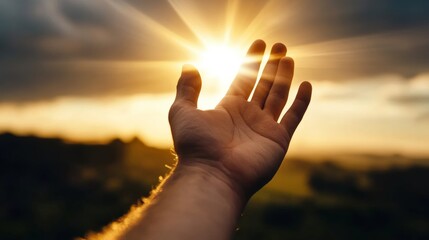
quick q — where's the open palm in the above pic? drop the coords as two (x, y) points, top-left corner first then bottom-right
(169, 40), (312, 195)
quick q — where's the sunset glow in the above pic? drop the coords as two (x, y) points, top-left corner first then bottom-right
(0, 0), (428, 158)
(2, 2), (429, 239)
(195, 43), (244, 91)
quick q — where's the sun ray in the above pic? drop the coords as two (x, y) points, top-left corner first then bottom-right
(166, 0), (252, 48)
(167, 0), (224, 46)
(236, 0), (276, 45)
(287, 29), (417, 72)
(223, 0), (240, 43)
(194, 43), (244, 90)
(106, 0), (200, 55)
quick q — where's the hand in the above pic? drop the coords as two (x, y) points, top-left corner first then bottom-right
(169, 39), (312, 198)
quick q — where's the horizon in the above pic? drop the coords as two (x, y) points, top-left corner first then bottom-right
(2, 132), (429, 172)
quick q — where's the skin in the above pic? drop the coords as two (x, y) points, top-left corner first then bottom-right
(170, 39), (312, 197)
(90, 39), (312, 240)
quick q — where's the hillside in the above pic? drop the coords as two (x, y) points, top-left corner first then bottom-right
(1, 133), (428, 239)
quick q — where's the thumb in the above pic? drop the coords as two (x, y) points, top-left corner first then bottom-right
(174, 64), (202, 108)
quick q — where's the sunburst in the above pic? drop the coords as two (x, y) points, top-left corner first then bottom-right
(105, 0), (271, 95)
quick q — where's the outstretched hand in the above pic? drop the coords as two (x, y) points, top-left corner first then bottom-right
(169, 40), (312, 198)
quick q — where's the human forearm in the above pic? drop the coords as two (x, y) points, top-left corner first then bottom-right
(88, 40), (312, 240)
(117, 160), (247, 240)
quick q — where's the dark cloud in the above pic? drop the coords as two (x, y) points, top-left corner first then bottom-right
(390, 95), (429, 105)
(293, 28), (429, 82)
(274, 0), (429, 81)
(0, 0), (188, 61)
(0, 0), (428, 102)
(0, 60), (179, 102)
(277, 0), (429, 43)
(0, 0), (192, 102)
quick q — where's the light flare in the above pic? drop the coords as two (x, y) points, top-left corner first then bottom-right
(195, 43), (244, 91)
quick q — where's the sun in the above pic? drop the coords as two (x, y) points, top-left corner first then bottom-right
(195, 43), (244, 91)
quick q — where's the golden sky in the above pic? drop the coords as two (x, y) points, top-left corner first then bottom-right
(0, 0), (428, 156)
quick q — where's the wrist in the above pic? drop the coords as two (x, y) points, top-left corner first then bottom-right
(118, 158), (249, 240)
(137, 159), (249, 239)
(174, 158), (249, 212)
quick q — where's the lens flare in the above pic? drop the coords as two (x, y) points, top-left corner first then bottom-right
(195, 43), (244, 91)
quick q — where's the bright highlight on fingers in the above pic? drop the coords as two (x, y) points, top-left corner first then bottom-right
(195, 40), (267, 94)
(175, 64), (202, 107)
(196, 43), (244, 90)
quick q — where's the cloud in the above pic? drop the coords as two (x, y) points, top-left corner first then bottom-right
(291, 75), (429, 157)
(0, 60), (180, 102)
(291, 27), (429, 82)
(417, 112), (429, 122)
(386, 74), (429, 106)
(260, 0), (429, 82)
(0, 0), (428, 102)
(0, 0), (177, 61)
(1, 74), (429, 155)
(292, 0), (429, 39)
(0, 0), (191, 101)
(390, 95), (429, 105)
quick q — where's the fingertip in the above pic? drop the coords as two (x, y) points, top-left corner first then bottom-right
(182, 63), (193, 71)
(298, 81), (312, 102)
(181, 64), (198, 75)
(253, 39), (266, 47)
(272, 42), (287, 54)
(248, 39), (266, 54)
(176, 64), (202, 105)
(180, 64), (201, 84)
(301, 81), (312, 88)
(277, 57), (294, 77)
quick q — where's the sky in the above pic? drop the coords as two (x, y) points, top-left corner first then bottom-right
(0, 0), (428, 157)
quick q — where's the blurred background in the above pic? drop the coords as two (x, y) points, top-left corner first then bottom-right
(1, 0), (428, 239)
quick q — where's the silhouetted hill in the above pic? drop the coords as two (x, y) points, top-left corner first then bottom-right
(0, 133), (173, 239)
(1, 133), (428, 240)
(238, 160), (429, 240)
